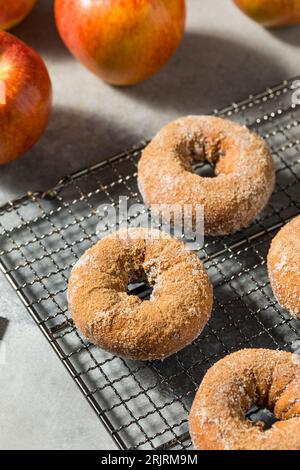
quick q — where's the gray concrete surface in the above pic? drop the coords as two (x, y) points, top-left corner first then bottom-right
(0, 0), (300, 450)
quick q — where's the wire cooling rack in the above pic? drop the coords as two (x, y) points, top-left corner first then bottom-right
(1, 77), (300, 450)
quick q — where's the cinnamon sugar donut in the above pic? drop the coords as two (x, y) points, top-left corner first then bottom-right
(189, 349), (300, 450)
(68, 228), (213, 360)
(268, 215), (300, 319)
(138, 116), (275, 236)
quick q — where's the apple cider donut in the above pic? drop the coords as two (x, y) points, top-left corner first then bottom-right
(68, 228), (213, 360)
(268, 215), (300, 319)
(138, 116), (275, 236)
(189, 349), (300, 450)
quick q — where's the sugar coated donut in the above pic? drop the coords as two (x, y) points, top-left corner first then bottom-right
(268, 216), (300, 319)
(138, 116), (275, 236)
(189, 348), (300, 450)
(68, 228), (213, 360)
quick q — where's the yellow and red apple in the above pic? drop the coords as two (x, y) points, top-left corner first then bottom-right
(0, 0), (37, 30)
(0, 31), (52, 165)
(54, 0), (186, 85)
(234, 0), (300, 27)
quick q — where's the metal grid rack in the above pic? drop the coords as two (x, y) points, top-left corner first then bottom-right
(0, 77), (300, 450)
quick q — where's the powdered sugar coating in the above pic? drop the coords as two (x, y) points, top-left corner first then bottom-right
(137, 116), (275, 236)
(189, 349), (300, 450)
(268, 216), (300, 319)
(68, 228), (213, 360)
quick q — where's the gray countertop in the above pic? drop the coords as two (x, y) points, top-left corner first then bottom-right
(1, 0), (300, 450)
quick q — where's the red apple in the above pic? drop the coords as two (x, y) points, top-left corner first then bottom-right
(54, 0), (186, 85)
(234, 0), (300, 27)
(0, 0), (37, 30)
(0, 32), (52, 165)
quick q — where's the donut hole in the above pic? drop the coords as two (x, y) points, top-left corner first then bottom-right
(246, 406), (278, 430)
(126, 265), (154, 300)
(183, 136), (226, 178)
(127, 281), (153, 300)
(193, 160), (216, 178)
